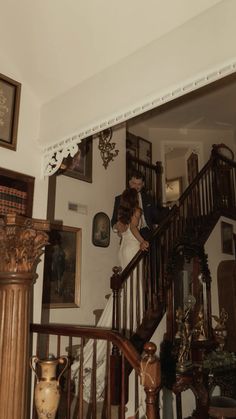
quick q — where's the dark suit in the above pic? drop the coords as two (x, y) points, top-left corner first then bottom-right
(111, 190), (168, 240)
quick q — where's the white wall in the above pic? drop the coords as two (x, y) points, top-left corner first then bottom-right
(49, 125), (126, 325)
(0, 57), (48, 323)
(39, 0), (236, 148)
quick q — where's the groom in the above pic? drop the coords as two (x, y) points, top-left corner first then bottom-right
(111, 170), (168, 240)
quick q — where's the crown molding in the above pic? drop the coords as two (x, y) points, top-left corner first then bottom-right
(42, 59), (236, 177)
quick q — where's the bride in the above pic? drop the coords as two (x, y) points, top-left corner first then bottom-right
(72, 188), (149, 403)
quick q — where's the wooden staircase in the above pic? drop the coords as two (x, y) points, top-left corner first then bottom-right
(29, 146), (236, 418)
(110, 146), (236, 352)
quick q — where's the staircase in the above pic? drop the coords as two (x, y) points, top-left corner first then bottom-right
(30, 146), (236, 418)
(110, 146), (236, 350)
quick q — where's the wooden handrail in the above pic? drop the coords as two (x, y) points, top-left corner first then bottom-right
(30, 323), (161, 418)
(116, 151), (236, 285)
(31, 322), (141, 373)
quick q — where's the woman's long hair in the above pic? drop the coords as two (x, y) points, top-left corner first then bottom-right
(118, 188), (139, 225)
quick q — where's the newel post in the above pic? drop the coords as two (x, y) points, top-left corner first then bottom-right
(141, 342), (161, 419)
(0, 214), (48, 419)
(110, 266), (124, 405)
(110, 266), (122, 334)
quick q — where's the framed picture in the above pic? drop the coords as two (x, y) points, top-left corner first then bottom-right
(165, 177), (183, 204)
(221, 221), (234, 255)
(92, 212), (110, 247)
(126, 131), (152, 163)
(42, 225), (81, 308)
(138, 137), (152, 164)
(0, 73), (21, 151)
(63, 136), (92, 182)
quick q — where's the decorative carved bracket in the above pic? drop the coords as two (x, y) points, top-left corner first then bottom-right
(43, 143), (80, 176)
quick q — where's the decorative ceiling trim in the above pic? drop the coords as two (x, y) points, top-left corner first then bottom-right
(42, 59), (236, 177)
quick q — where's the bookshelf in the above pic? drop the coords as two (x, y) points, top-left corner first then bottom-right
(0, 167), (35, 217)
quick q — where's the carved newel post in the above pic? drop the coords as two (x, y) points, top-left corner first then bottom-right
(0, 214), (48, 419)
(141, 342), (161, 419)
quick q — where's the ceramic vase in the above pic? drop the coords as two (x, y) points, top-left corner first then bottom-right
(30, 355), (68, 419)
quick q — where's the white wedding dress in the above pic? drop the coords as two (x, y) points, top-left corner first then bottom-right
(71, 225), (142, 403)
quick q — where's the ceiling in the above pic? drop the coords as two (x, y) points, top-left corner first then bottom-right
(128, 74), (236, 136)
(2, 0), (235, 155)
(0, 0), (222, 105)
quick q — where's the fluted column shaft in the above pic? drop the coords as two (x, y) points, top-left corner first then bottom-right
(0, 273), (36, 418)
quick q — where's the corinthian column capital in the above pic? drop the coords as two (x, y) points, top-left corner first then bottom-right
(0, 214), (49, 273)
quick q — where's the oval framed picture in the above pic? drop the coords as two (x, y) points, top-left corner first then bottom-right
(92, 212), (110, 247)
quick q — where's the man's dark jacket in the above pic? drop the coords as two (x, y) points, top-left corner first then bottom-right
(111, 190), (168, 232)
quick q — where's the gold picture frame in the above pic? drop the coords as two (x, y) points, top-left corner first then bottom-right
(0, 73), (21, 151)
(63, 137), (92, 183)
(92, 212), (110, 247)
(165, 177), (183, 204)
(42, 225), (81, 308)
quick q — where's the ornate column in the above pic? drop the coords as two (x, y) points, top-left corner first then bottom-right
(0, 214), (48, 419)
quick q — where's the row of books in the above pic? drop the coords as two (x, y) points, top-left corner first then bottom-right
(0, 185), (27, 215)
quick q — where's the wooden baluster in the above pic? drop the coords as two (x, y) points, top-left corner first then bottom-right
(110, 266), (122, 405)
(204, 173), (209, 216)
(202, 176), (206, 217)
(233, 166), (236, 208)
(123, 281), (127, 334)
(120, 354), (126, 419)
(136, 263), (141, 328)
(110, 266), (122, 333)
(57, 334), (61, 357)
(91, 339), (97, 419)
(66, 336), (72, 419)
(141, 342), (161, 419)
(155, 161), (163, 206)
(142, 255), (147, 315)
(129, 271), (134, 336)
(105, 341), (111, 419)
(77, 337), (84, 419)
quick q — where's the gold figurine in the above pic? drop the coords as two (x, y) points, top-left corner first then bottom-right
(194, 305), (207, 341)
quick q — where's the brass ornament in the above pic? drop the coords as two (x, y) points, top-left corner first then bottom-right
(98, 128), (119, 169)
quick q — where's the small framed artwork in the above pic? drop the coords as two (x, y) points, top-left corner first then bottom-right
(126, 131), (138, 158)
(165, 177), (183, 204)
(92, 212), (110, 247)
(42, 225), (81, 308)
(126, 131), (152, 164)
(0, 73), (21, 151)
(63, 136), (92, 183)
(138, 137), (152, 164)
(221, 221), (234, 255)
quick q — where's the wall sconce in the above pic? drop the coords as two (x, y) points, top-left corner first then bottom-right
(98, 128), (119, 169)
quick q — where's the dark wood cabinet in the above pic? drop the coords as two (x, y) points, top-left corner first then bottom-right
(217, 260), (236, 352)
(0, 167), (35, 217)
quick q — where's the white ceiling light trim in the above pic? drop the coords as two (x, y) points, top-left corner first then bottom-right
(42, 59), (236, 177)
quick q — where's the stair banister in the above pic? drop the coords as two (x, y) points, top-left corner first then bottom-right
(110, 149), (236, 348)
(30, 323), (161, 419)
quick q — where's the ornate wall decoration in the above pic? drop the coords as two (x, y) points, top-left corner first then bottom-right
(98, 128), (119, 169)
